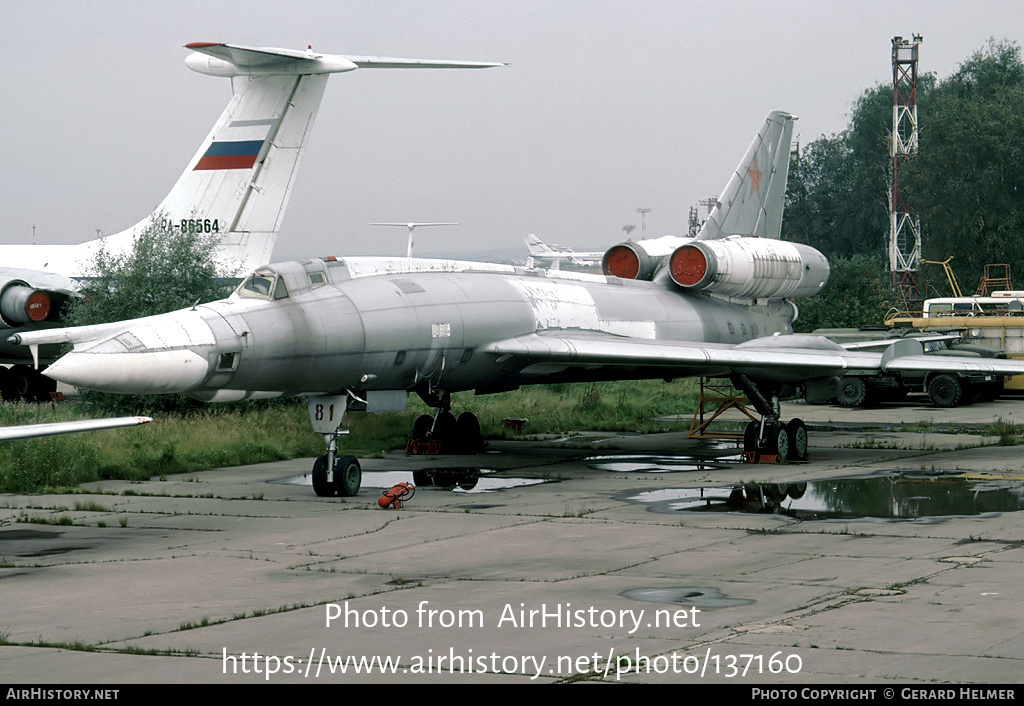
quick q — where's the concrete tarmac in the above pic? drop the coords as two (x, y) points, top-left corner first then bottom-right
(2, 396), (1024, 684)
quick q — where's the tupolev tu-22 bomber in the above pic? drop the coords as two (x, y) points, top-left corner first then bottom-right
(14, 111), (1024, 497)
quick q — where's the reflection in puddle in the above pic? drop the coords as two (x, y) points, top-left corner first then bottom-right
(625, 471), (1024, 520)
(586, 454), (731, 473)
(408, 469), (555, 493)
(278, 469), (555, 494)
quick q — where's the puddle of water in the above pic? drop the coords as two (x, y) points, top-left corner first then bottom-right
(0, 529), (93, 558)
(276, 468), (555, 494)
(698, 439), (744, 451)
(585, 454), (727, 473)
(408, 469), (555, 494)
(0, 529), (63, 541)
(624, 471), (1024, 520)
(18, 546), (86, 558)
(621, 586), (753, 609)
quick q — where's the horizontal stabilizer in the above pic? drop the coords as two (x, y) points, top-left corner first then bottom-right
(346, 56), (505, 69)
(185, 42), (503, 77)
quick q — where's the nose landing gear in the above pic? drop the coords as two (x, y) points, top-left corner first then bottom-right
(307, 395), (361, 497)
(311, 450), (361, 497)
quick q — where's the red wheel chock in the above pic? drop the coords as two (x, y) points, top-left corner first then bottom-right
(378, 482), (416, 509)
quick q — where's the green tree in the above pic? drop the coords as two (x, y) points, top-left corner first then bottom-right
(784, 84), (900, 259)
(64, 219), (233, 414)
(904, 40), (1024, 288)
(786, 39), (1024, 293)
(793, 254), (892, 332)
(67, 220), (229, 327)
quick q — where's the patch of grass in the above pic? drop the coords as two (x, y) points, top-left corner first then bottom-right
(0, 380), (701, 493)
(0, 434), (100, 493)
(456, 379), (701, 438)
(17, 515), (74, 526)
(990, 417), (1020, 446)
(74, 501), (109, 512)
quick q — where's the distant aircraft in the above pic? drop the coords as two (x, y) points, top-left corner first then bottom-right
(524, 234), (603, 270)
(16, 111), (1024, 498)
(0, 416), (151, 442)
(0, 42), (502, 400)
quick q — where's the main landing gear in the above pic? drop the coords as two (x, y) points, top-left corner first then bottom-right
(407, 389), (484, 455)
(731, 374), (808, 463)
(742, 418), (807, 462)
(306, 395), (361, 497)
(0, 365), (58, 402)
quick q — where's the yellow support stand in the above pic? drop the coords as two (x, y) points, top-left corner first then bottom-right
(688, 377), (758, 440)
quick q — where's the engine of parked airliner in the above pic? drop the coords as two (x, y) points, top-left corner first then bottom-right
(0, 283), (51, 329)
(668, 237), (829, 300)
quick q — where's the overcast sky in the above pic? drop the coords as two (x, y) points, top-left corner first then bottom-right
(3, 0), (1023, 262)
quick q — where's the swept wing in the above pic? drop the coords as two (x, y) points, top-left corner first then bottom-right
(482, 331), (1024, 385)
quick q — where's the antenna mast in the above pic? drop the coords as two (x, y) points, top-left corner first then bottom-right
(370, 222), (458, 258)
(889, 34), (923, 312)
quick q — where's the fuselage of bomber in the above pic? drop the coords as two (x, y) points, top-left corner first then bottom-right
(177, 258), (796, 400)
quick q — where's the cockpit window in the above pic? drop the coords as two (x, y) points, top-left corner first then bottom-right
(273, 278), (289, 299)
(239, 275), (274, 299)
(238, 271), (288, 300)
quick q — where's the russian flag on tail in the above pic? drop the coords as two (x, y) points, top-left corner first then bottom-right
(193, 139), (264, 170)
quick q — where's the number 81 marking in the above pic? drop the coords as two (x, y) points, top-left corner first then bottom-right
(314, 404), (336, 422)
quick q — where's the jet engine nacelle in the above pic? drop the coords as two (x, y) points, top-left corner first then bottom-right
(602, 235), (694, 281)
(668, 237), (829, 299)
(0, 283), (51, 328)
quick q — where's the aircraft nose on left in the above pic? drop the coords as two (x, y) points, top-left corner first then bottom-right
(44, 312), (220, 394)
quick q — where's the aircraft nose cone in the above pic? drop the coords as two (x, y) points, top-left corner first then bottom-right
(43, 311), (219, 394)
(45, 348), (211, 394)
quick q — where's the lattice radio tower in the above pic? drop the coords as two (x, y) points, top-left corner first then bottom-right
(889, 34), (923, 312)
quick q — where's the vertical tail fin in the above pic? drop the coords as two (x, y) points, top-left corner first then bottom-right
(696, 111), (796, 241)
(525, 234), (558, 256)
(89, 43), (503, 275)
(98, 71), (327, 274)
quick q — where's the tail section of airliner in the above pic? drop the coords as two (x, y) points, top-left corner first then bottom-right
(525, 234), (560, 257)
(96, 69), (331, 276)
(696, 110), (795, 241)
(0, 42), (502, 279)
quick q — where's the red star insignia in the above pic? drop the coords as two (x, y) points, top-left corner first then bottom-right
(747, 154), (763, 196)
